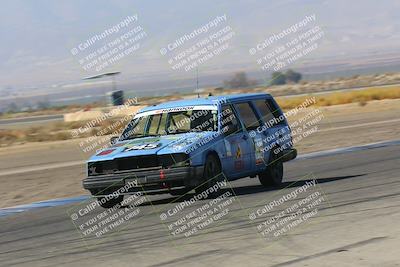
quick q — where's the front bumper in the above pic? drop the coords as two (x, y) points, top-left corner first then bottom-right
(83, 166), (204, 195)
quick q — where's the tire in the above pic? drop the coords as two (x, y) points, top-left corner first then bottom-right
(258, 152), (284, 187)
(97, 195), (123, 209)
(195, 154), (223, 197)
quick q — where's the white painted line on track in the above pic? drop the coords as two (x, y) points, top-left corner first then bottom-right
(319, 118), (400, 132)
(296, 139), (400, 160)
(0, 160), (85, 177)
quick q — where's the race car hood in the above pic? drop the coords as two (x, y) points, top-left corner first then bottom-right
(88, 131), (216, 162)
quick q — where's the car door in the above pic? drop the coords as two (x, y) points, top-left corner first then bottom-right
(233, 101), (271, 175)
(252, 97), (291, 167)
(233, 101), (266, 176)
(220, 104), (253, 179)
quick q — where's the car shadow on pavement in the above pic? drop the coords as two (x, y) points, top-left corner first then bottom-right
(120, 174), (366, 208)
(122, 193), (203, 207)
(229, 174), (366, 197)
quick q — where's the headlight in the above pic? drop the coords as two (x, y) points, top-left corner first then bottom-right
(170, 135), (202, 151)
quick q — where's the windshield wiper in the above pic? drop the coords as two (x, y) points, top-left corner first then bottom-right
(124, 135), (143, 140)
(125, 134), (160, 140)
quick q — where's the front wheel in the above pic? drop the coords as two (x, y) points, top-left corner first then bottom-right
(258, 154), (283, 187)
(97, 195), (123, 209)
(195, 154), (223, 197)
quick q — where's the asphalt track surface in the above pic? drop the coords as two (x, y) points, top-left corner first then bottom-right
(0, 144), (399, 267)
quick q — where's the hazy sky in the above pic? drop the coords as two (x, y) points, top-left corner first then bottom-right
(1, 0), (400, 89)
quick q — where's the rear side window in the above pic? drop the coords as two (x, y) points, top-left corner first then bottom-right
(254, 98), (285, 127)
(234, 102), (261, 130)
(266, 99), (283, 119)
(254, 99), (275, 123)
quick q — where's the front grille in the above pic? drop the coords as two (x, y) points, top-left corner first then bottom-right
(117, 155), (159, 170)
(88, 153), (189, 176)
(88, 160), (117, 175)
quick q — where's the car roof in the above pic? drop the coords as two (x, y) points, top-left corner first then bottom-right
(138, 93), (272, 113)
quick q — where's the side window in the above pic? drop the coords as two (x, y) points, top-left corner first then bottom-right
(221, 105), (241, 134)
(254, 99), (275, 124)
(190, 110), (215, 131)
(234, 102), (261, 130)
(266, 99), (284, 121)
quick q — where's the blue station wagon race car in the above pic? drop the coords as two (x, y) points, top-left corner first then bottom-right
(83, 93), (297, 208)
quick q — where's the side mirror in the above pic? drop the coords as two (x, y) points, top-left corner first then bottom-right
(110, 136), (119, 145)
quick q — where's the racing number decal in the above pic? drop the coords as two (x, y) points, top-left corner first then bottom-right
(234, 144), (244, 170)
(125, 143), (159, 151)
(236, 145), (241, 159)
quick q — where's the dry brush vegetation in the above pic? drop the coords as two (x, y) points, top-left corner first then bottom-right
(276, 85), (400, 109)
(1, 85), (400, 146)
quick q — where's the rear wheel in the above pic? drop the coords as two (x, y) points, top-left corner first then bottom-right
(258, 153), (283, 187)
(97, 195), (123, 209)
(195, 154), (223, 197)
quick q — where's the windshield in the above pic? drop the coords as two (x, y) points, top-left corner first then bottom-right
(120, 109), (218, 140)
